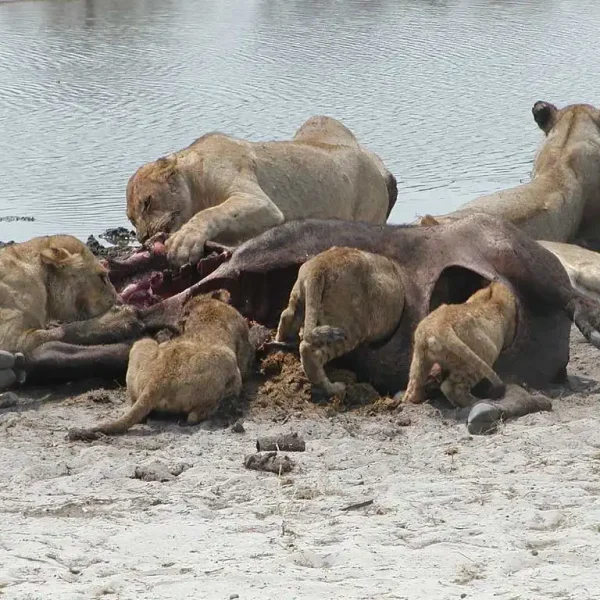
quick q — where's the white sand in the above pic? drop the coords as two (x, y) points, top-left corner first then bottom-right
(1, 329), (600, 599)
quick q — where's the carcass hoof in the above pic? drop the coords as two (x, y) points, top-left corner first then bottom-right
(0, 351), (25, 390)
(67, 427), (101, 442)
(0, 369), (17, 391)
(467, 402), (502, 435)
(0, 391), (19, 409)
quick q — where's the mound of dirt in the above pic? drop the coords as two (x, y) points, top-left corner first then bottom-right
(239, 349), (391, 421)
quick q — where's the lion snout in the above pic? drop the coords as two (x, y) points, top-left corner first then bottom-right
(137, 230), (149, 244)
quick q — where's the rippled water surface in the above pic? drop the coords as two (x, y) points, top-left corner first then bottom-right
(1, 0), (600, 242)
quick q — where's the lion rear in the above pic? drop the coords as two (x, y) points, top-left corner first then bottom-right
(277, 246), (404, 396)
(404, 282), (516, 408)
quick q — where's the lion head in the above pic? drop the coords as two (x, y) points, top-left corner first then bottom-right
(41, 236), (119, 323)
(126, 156), (193, 243)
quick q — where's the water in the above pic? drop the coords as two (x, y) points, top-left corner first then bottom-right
(1, 0), (599, 243)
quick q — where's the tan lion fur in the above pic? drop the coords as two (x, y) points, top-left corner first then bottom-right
(275, 246), (405, 396)
(0, 236), (119, 353)
(75, 290), (254, 435)
(430, 102), (600, 244)
(538, 240), (600, 303)
(126, 116), (396, 266)
(402, 282), (517, 408)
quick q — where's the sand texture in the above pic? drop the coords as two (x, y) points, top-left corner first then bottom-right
(1, 329), (600, 599)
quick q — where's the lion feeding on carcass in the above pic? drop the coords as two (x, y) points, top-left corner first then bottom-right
(2, 214), (599, 435)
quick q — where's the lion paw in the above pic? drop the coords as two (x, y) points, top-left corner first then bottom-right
(399, 389), (424, 404)
(165, 225), (207, 267)
(323, 381), (347, 397)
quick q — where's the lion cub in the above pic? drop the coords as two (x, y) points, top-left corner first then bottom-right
(73, 290), (253, 436)
(275, 246), (405, 395)
(402, 281), (517, 408)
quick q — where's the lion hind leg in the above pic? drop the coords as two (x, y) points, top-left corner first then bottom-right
(300, 329), (356, 396)
(441, 375), (479, 408)
(188, 358), (243, 425)
(439, 330), (503, 387)
(433, 331), (504, 408)
(401, 341), (432, 405)
(126, 338), (160, 403)
(275, 286), (304, 344)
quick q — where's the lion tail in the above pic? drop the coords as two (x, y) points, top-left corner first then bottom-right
(302, 272), (326, 334)
(89, 389), (156, 436)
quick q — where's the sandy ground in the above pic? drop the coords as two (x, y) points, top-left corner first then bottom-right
(1, 328), (600, 600)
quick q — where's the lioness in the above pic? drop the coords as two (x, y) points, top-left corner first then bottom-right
(0, 235), (119, 357)
(127, 116), (397, 266)
(275, 246), (405, 396)
(402, 281), (517, 408)
(69, 290), (253, 438)
(431, 101), (600, 245)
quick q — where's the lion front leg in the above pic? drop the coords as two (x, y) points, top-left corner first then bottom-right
(165, 189), (285, 267)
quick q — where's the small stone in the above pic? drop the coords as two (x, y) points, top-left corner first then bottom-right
(0, 369), (16, 391)
(230, 595), (239, 599)
(132, 461), (185, 482)
(461, 594), (467, 599)
(231, 420), (245, 433)
(0, 391), (19, 409)
(531, 549), (539, 556)
(0, 351), (15, 370)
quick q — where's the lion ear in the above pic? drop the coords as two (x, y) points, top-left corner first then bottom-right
(156, 156), (176, 172)
(532, 101), (558, 134)
(209, 289), (231, 304)
(40, 247), (77, 268)
(419, 214), (440, 226)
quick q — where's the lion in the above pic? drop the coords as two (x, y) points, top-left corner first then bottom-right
(537, 241), (600, 303)
(126, 115), (397, 267)
(430, 102), (600, 245)
(0, 235), (119, 356)
(274, 246), (405, 396)
(401, 281), (517, 408)
(68, 290), (253, 438)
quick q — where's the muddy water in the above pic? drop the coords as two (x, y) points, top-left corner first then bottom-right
(0, 0), (599, 242)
